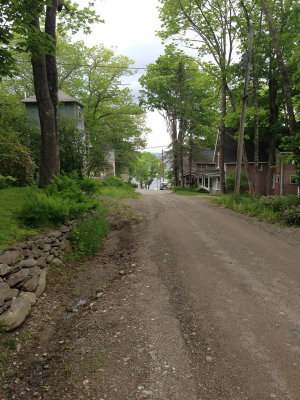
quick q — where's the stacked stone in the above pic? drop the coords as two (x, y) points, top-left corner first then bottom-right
(0, 224), (73, 331)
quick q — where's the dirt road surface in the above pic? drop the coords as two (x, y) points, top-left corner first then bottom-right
(1, 191), (300, 400)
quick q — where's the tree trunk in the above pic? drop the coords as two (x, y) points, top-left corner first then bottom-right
(45, 1), (59, 134)
(252, 50), (260, 195)
(266, 61), (279, 195)
(219, 73), (227, 194)
(171, 114), (179, 186)
(188, 136), (193, 187)
(260, 0), (296, 137)
(178, 124), (185, 187)
(31, 13), (60, 188)
(235, 27), (254, 195)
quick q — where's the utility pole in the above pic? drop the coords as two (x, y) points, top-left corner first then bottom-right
(235, 26), (254, 195)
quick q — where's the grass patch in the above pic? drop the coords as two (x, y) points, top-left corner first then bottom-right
(172, 186), (211, 196)
(70, 206), (109, 257)
(97, 185), (141, 199)
(0, 187), (39, 248)
(211, 194), (300, 226)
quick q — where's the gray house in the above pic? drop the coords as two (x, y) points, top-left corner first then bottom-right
(22, 90), (85, 132)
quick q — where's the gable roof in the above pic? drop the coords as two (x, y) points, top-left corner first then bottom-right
(22, 90), (84, 107)
(216, 128), (269, 163)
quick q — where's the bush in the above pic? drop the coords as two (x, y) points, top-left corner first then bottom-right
(225, 170), (249, 191)
(45, 174), (85, 203)
(212, 194), (300, 226)
(79, 176), (100, 195)
(0, 176), (16, 189)
(173, 186), (209, 193)
(99, 176), (126, 187)
(20, 190), (71, 227)
(281, 205), (300, 225)
(20, 175), (99, 228)
(0, 130), (36, 186)
(71, 213), (109, 256)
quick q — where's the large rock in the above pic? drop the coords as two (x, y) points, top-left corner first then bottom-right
(0, 264), (10, 277)
(0, 251), (20, 266)
(0, 283), (19, 306)
(35, 269), (46, 297)
(21, 275), (39, 292)
(44, 244), (52, 252)
(0, 300), (12, 314)
(19, 291), (36, 306)
(0, 297), (31, 331)
(7, 269), (29, 287)
(52, 258), (62, 267)
(18, 259), (38, 268)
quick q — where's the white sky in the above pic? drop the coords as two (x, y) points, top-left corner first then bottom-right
(76, 0), (171, 150)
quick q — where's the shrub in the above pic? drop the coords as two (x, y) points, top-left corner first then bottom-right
(99, 177), (125, 187)
(45, 174), (85, 203)
(0, 176), (16, 189)
(78, 176), (100, 195)
(281, 205), (300, 225)
(0, 130), (36, 186)
(225, 170), (249, 191)
(71, 213), (109, 256)
(20, 190), (71, 227)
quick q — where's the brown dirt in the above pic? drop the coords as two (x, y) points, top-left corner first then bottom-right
(1, 191), (300, 400)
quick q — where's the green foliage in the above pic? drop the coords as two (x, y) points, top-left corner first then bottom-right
(71, 213), (109, 256)
(58, 115), (87, 178)
(173, 186), (209, 193)
(0, 187), (38, 248)
(282, 205), (300, 225)
(0, 176), (16, 189)
(225, 170), (249, 191)
(20, 190), (71, 227)
(78, 176), (100, 195)
(96, 177), (141, 199)
(131, 152), (160, 188)
(20, 176), (98, 228)
(212, 194), (300, 225)
(98, 177), (126, 188)
(0, 129), (36, 186)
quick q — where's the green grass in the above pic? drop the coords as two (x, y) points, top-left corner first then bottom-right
(97, 186), (141, 199)
(211, 194), (300, 226)
(0, 187), (39, 248)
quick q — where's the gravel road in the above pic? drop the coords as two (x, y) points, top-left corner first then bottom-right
(129, 190), (300, 400)
(1, 191), (299, 400)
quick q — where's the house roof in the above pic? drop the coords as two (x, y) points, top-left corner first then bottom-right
(22, 90), (85, 107)
(218, 128), (269, 163)
(193, 146), (215, 163)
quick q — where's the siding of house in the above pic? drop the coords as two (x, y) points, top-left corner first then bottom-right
(271, 161), (298, 196)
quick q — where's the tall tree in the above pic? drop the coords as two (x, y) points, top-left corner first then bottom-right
(158, 0), (238, 192)
(0, 1), (99, 186)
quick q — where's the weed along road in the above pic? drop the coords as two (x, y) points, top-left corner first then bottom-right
(1, 190), (300, 400)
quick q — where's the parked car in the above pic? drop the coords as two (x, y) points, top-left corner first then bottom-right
(160, 182), (168, 190)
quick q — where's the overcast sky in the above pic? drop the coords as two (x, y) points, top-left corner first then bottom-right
(76, 0), (171, 150)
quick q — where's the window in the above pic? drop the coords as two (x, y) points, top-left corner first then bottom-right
(290, 175), (298, 184)
(272, 174), (275, 189)
(199, 176), (203, 185)
(258, 163), (263, 171)
(276, 175), (280, 184)
(205, 177), (208, 188)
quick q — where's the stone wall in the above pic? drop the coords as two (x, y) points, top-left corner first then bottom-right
(0, 223), (74, 331)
